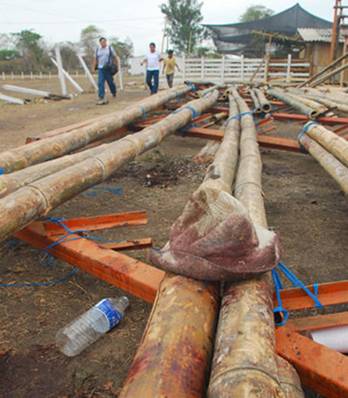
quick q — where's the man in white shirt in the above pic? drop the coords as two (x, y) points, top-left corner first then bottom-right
(142, 42), (163, 94)
(93, 37), (117, 105)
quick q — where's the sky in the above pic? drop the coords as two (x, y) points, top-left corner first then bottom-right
(0, 0), (336, 55)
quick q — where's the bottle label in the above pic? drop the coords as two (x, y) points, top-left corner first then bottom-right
(95, 299), (123, 330)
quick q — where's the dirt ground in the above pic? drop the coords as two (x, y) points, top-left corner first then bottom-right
(0, 79), (347, 398)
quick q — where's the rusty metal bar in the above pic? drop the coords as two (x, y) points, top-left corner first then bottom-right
(43, 211), (148, 236)
(100, 238), (152, 251)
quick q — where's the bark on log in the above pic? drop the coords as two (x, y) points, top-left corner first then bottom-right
(0, 85), (191, 173)
(0, 91), (219, 244)
(276, 356), (304, 398)
(304, 123), (348, 167)
(299, 134), (348, 195)
(208, 89), (303, 398)
(120, 93), (241, 398)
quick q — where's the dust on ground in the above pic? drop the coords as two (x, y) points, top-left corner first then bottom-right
(0, 81), (347, 397)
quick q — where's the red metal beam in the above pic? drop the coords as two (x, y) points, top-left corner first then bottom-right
(274, 280), (348, 311)
(185, 127), (301, 152)
(285, 312), (348, 332)
(276, 327), (348, 398)
(273, 112), (348, 125)
(101, 238), (153, 251)
(43, 211), (148, 236)
(15, 223), (164, 303)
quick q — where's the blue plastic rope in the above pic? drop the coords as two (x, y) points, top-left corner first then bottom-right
(225, 111), (254, 125)
(0, 168), (4, 176)
(84, 185), (123, 198)
(272, 262), (323, 327)
(174, 104), (200, 119)
(139, 105), (147, 120)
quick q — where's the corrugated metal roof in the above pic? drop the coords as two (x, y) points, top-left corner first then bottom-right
(298, 28), (344, 43)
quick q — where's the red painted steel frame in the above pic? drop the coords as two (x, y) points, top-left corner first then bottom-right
(15, 223), (164, 303)
(43, 211), (148, 236)
(273, 112), (348, 125)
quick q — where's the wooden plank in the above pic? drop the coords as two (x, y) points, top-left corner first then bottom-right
(101, 238), (153, 251)
(285, 312), (348, 332)
(15, 223), (164, 303)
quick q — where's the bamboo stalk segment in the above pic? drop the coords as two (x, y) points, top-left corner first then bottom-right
(120, 93), (241, 398)
(254, 88), (271, 113)
(299, 134), (348, 195)
(304, 123), (348, 168)
(0, 85), (191, 173)
(208, 89), (303, 398)
(0, 91), (219, 243)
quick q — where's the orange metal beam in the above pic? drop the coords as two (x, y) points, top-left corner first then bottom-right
(185, 127), (300, 152)
(101, 238), (153, 251)
(43, 211), (148, 236)
(276, 326), (348, 398)
(15, 223), (164, 303)
(285, 312), (348, 332)
(273, 112), (348, 125)
(274, 280), (348, 311)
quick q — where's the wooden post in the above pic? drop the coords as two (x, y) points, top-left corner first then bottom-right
(51, 57), (83, 94)
(77, 53), (98, 92)
(286, 53), (292, 83)
(54, 46), (68, 96)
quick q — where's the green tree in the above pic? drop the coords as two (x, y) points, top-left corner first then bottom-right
(80, 25), (102, 64)
(109, 37), (134, 66)
(239, 5), (274, 22)
(12, 30), (48, 71)
(0, 49), (19, 61)
(160, 0), (205, 54)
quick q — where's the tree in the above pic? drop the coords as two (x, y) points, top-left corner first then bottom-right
(12, 30), (48, 72)
(239, 5), (274, 22)
(80, 25), (102, 64)
(109, 37), (134, 66)
(0, 49), (19, 61)
(160, 0), (205, 54)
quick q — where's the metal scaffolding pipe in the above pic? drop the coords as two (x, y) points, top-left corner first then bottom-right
(0, 85), (191, 173)
(208, 89), (303, 397)
(299, 134), (348, 195)
(119, 91), (240, 398)
(0, 91), (218, 244)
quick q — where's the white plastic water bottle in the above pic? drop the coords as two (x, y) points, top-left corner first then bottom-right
(56, 296), (129, 357)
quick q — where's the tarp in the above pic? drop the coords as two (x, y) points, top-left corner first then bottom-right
(205, 3), (332, 54)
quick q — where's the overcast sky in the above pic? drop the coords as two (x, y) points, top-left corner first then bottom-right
(0, 0), (335, 55)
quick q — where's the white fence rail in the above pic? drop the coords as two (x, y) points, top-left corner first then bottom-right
(180, 55), (310, 83)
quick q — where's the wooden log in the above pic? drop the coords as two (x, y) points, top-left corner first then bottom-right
(120, 93), (240, 398)
(193, 141), (220, 164)
(304, 123), (348, 167)
(299, 134), (348, 195)
(0, 91), (218, 244)
(0, 85), (191, 173)
(208, 89), (303, 397)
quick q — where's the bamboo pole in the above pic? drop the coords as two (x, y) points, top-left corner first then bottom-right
(297, 52), (348, 88)
(304, 123), (348, 167)
(193, 141), (220, 164)
(119, 92), (240, 398)
(299, 134), (348, 195)
(250, 89), (262, 113)
(268, 88), (325, 119)
(208, 89), (303, 397)
(254, 88), (271, 113)
(0, 85), (191, 173)
(0, 91), (218, 244)
(310, 62), (348, 87)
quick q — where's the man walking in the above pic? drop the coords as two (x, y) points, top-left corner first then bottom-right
(142, 43), (162, 95)
(93, 37), (117, 105)
(163, 50), (180, 88)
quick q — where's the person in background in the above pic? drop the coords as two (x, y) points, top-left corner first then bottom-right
(93, 37), (117, 105)
(163, 50), (180, 88)
(142, 42), (163, 95)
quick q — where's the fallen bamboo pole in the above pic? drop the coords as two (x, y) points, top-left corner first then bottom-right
(303, 122), (348, 168)
(299, 134), (348, 195)
(0, 91), (218, 244)
(268, 88), (325, 119)
(119, 92), (240, 398)
(310, 62), (348, 87)
(208, 89), (303, 397)
(193, 141), (220, 164)
(0, 85), (191, 173)
(254, 87), (271, 113)
(250, 88), (262, 113)
(297, 52), (348, 88)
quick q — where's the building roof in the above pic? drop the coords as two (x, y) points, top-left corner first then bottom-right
(205, 3), (332, 55)
(298, 28), (344, 43)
